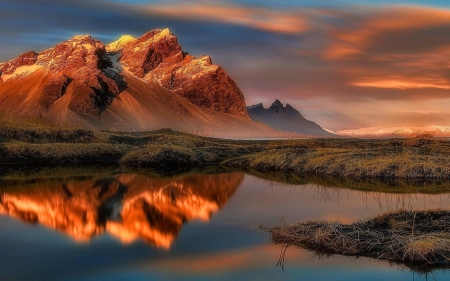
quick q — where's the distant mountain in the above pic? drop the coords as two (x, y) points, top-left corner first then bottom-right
(0, 29), (295, 138)
(338, 125), (450, 138)
(247, 100), (335, 137)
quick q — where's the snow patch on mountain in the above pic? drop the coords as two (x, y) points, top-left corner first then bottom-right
(1, 64), (42, 82)
(106, 35), (137, 52)
(339, 125), (450, 138)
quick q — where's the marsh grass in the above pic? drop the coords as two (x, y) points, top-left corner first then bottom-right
(0, 142), (126, 164)
(223, 139), (450, 179)
(265, 210), (450, 271)
(0, 113), (103, 143)
(2, 114), (450, 180)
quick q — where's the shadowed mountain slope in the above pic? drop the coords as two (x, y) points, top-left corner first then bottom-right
(247, 100), (334, 137)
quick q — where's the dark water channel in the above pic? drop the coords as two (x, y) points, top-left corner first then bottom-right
(0, 166), (449, 280)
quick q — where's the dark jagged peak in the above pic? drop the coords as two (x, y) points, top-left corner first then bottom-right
(247, 99), (335, 137)
(246, 103), (264, 112)
(255, 99), (300, 117)
(271, 99), (283, 107)
(285, 103), (299, 114)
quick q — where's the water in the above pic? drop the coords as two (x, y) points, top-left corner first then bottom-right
(0, 168), (449, 281)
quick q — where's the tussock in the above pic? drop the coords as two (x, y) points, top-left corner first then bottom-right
(265, 210), (450, 269)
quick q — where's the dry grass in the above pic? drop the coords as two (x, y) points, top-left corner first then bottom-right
(223, 139), (450, 179)
(0, 142), (126, 164)
(120, 142), (261, 167)
(265, 210), (450, 270)
(0, 113), (103, 143)
(3, 113), (450, 180)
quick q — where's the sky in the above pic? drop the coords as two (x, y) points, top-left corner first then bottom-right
(0, 0), (449, 131)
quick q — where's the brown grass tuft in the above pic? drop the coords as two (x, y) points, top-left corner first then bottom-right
(265, 210), (450, 270)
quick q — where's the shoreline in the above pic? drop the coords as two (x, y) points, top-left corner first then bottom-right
(1, 125), (450, 180)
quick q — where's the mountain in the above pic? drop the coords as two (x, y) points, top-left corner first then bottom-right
(247, 100), (335, 137)
(338, 125), (450, 138)
(0, 29), (295, 138)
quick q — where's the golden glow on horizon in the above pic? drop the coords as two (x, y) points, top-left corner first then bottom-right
(351, 78), (450, 90)
(338, 125), (450, 136)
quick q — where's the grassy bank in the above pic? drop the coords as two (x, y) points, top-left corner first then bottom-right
(222, 138), (450, 179)
(265, 210), (450, 271)
(2, 114), (450, 179)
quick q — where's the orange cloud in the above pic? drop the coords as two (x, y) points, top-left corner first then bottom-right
(138, 3), (308, 34)
(325, 6), (450, 59)
(318, 7), (450, 94)
(351, 77), (450, 90)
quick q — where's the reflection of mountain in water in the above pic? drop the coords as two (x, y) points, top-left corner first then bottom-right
(0, 172), (244, 248)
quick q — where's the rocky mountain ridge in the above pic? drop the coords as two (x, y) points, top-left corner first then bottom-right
(247, 100), (335, 137)
(0, 29), (289, 138)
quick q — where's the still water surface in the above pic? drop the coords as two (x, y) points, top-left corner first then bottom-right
(0, 169), (449, 280)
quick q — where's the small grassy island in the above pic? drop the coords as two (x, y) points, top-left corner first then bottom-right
(265, 210), (450, 272)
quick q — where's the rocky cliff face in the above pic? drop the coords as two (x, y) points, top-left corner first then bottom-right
(39, 35), (122, 115)
(0, 51), (38, 75)
(0, 29), (274, 137)
(0, 35), (123, 117)
(107, 29), (247, 116)
(247, 100), (335, 137)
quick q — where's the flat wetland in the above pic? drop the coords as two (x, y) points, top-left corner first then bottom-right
(2, 116), (450, 279)
(1, 115), (450, 180)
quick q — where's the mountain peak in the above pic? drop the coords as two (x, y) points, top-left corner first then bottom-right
(268, 99), (297, 114)
(37, 34), (106, 73)
(272, 99), (283, 106)
(247, 103), (264, 110)
(71, 35), (92, 41)
(119, 35), (135, 41)
(285, 103), (299, 114)
(139, 28), (173, 43)
(107, 35), (136, 52)
(0, 29), (254, 134)
(247, 100), (334, 137)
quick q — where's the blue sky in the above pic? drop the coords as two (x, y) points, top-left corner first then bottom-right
(1, 0), (450, 131)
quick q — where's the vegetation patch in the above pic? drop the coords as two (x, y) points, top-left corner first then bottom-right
(120, 143), (262, 167)
(265, 210), (450, 271)
(3, 114), (450, 180)
(0, 142), (125, 164)
(222, 143), (450, 179)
